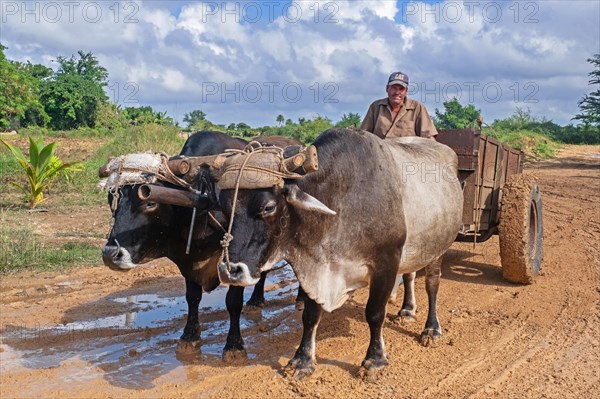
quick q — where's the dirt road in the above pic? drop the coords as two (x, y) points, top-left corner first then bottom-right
(1, 146), (599, 399)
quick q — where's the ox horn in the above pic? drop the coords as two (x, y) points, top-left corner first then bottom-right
(138, 184), (211, 209)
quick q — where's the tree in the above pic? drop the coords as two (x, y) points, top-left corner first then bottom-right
(434, 98), (481, 129)
(335, 112), (361, 128)
(55, 51), (108, 84)
(291, 115), (333, 143)
(0, 45), (48, 129)
(183, 109), (207, 127)
(40, 51), (108, 129)
(493, 107), (537, 130)
(573, 54), (600, 127)
(153, 111), (174, 126)
(236, 122), (252, 137)
(122, 106), (155, 125)
(276, 114), (284, 126)
(13, 61), (52, 127)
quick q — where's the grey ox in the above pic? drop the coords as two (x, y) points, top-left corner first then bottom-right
(216, 128), (463, 378)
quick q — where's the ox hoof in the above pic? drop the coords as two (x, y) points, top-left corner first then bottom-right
(245, 297), (265, 310)
(282, 357), (316, 380)
(388, 297), (399, 306)
(400, 308), (417, 323)
(295, 300), (305, 311)
(359, 357), (388, 381)
(176, 339), (201, 352)
(420, 329), (442, 347)
(243, 304), (264, 314)
(222, 348), (248, 363)
(390, 310), (416, 325)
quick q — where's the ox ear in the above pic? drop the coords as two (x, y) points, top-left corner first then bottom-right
(285, 185), (336, 216)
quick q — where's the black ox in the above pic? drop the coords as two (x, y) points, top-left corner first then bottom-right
(101, 131), (302, 359)
(216, 128), (463, 378)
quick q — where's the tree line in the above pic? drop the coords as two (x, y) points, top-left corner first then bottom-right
(1, 45), (598, 144)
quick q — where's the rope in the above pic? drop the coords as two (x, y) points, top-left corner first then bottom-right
(109, 160), (125, 213)
(155, 153), (197, 191)
(104, 152), (200, 193)
(220, 148), (261, 272)
(207, 211), (227, 233)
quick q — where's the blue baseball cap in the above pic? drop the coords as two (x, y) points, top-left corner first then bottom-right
(387, 72), (409, 88)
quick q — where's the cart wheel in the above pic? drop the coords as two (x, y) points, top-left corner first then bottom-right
(499, 174), (543, 284)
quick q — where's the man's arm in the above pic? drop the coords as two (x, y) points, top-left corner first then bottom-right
(415, 102), (438, 140)
(360, 103), (375, 132)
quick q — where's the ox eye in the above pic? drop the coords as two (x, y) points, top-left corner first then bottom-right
(261, 201), (277, 217)
(143, 202), (158, 212)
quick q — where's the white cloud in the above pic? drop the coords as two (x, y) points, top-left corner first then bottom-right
(1, 0), (597, 126)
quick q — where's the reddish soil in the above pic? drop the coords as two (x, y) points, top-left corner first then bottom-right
(1, 145), (599, 399)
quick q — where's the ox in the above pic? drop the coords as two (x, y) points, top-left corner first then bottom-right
(101, 131), (301, 359)
(216, 128), (463, 378)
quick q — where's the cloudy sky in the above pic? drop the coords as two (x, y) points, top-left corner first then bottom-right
(1, 0), (598, 127)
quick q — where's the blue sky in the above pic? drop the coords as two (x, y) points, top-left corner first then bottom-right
(1, 0), (598, 127)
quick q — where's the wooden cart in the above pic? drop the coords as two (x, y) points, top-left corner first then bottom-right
(437, 129), (543, 284)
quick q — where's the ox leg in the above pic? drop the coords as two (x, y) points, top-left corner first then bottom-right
(245, 272), (267, 312)
(420, 258), (442, 346)
(223, 286), (248, 362)
(399, 272), (418, 322)
(177, 278), (202, 350)
(295, 285), (307, 311)
(283, 297), (323, 380)
(361, 271), (396, 376)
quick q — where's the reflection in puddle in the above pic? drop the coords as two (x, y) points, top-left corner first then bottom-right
(582, 153), (600, 159)
(0, 266), (299, 391)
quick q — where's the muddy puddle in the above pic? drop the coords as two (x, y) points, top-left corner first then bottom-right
(0, 265), (299, 391)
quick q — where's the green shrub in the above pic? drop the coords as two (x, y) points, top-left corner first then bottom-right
(0, 137), (83, 208)
(94, 124), (185, 159)
(484, 127), (560, 159)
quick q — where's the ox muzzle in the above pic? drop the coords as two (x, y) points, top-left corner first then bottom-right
(102, 242), (137, 271)
(217, 262), (261, 286)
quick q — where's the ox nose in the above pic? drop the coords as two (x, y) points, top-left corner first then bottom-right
(102, 244), (135, 270)
(217, 262), (261, 286)
(102, 245), (121, 264)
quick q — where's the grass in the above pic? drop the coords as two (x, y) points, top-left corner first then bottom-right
(0, 223), (101, 274)
(0, 124), (184, 273)
(2, 124), (186, 207)
(484, 128), (561, 159)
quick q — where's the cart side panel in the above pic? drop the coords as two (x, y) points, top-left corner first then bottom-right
(497, 146), (525, 223)
(479, 135), (505, 228)
(436, 129), (480, 226)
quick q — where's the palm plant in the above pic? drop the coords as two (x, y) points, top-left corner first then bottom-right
(1, 137), (83, 208)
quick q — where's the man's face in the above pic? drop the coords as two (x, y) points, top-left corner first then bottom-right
(386, 84), (407, 108)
